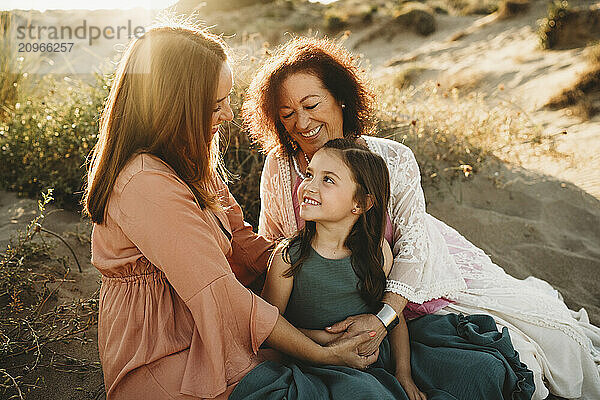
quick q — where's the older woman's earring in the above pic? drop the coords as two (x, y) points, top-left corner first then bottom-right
(352, 207), (357, 214)
(341, 104), (346, 109)
(289, 139), (299, 152)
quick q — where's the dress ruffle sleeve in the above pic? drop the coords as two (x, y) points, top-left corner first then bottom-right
(364, 136), (467, 303)
(111, 169), (279, 398)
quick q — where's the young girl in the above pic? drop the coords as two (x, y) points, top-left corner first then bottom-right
(263, 138), (424, 400)
(231, 139), (535, 400)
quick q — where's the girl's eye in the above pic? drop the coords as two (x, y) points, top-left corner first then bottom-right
(323, 176), (334, 184)
(305, 103), (319, 110)
(282, 111), (294, 119)
(304, 171), (313, 179)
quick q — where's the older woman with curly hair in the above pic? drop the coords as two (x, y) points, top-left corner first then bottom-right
(241, 36), (600, 400)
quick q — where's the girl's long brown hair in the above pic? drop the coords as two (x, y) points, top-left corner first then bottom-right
(282, 138), (390, 307)
(84, 23), (228, 224)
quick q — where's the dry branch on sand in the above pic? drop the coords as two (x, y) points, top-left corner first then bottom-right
(0, 191), (100, 399)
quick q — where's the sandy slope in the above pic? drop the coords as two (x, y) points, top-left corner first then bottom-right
(348, 1), (600, 199)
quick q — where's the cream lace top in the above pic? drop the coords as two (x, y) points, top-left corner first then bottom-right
(258, 135), (467, 304)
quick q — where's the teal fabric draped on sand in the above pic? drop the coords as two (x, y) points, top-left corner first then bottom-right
(230, 246), (535, 400)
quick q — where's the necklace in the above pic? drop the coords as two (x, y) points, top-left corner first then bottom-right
(292, 152), (310, 179)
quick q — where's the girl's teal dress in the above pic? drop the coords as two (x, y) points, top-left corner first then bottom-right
(230, 245), (535, 400)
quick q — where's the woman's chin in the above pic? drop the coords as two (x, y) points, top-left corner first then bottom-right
(299, 209), (316, 221)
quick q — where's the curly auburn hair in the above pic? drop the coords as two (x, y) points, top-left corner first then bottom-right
(242, 36), (376, 157)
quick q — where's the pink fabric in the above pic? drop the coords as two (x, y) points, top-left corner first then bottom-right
(293, 176), (451, 320)
(92, 154), (279, 399)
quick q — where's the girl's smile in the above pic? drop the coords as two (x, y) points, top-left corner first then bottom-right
(298, 149), (359, 224)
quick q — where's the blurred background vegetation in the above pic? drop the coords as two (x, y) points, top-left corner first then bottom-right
(3, 0), (583, 226)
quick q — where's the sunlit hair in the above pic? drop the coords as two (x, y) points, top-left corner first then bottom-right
(280, 138), (390, 307)
(242, 36), (375, 158)
(84, 22), (229, 224)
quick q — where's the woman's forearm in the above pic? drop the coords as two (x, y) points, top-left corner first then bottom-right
(266, 314), (333, 364)
(390, 315), (412, 376)
(266, 314), (378, 370)
(299, 328), (343, 345)
(382, 291), (408, 315)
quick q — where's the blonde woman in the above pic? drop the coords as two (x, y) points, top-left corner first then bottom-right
(84, 23), (380, 399)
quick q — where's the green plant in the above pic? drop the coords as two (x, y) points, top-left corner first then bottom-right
(0, 74), (110, 208)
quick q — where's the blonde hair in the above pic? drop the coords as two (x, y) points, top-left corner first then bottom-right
(84, 22), (228, 223)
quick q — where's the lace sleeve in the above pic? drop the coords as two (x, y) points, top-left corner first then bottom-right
(365, 136), (465, 303)
(258, 150), (288, 241)
(383, 143), (429, 291)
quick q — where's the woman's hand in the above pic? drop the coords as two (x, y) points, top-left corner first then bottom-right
(324, 330), (380, 369)
(396, 373), (427, 400)
(325, 313), (387, 356)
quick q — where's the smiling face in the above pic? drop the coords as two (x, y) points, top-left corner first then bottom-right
(297, 148), (360, 225)
(211, 62), (234, 137)
(278, 73), (344, 158)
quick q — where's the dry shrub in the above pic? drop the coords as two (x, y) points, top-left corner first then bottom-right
(324, 11), (348, 33)
(375, 81), (555, 187)
(545, 43), (600, 120)
(0, 190), (100, 399)
(539, 1), (600, 49)
(447, 0), (500, 15)
(394, 2), (437, 36)
(438, 69), (485, 91)
(391, 65), (428, 89)
(497, 0), (530, 19)
(0, 12), (22, 123)
(176, 0), (275, 13)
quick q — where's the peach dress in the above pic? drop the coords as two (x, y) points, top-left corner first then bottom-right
(91, 153), (279, 399)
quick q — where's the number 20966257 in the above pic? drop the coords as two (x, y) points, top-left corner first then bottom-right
(18, 42), (74, 52)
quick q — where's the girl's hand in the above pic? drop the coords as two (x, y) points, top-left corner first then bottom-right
(396, 373), (427, 400)
(324, 331), (380, 369)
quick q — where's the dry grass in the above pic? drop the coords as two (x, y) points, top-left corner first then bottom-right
(545, 42), (600, 120)
(0, 12), (22, 122)
(0, 190), (100, 399)
(375, 81), (560, 189)
(390, 65), (428, 90)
